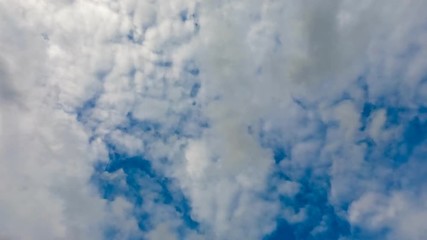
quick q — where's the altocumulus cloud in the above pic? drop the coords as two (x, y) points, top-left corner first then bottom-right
(1, 0), (427, 239)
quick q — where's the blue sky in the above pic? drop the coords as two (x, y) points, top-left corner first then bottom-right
(1, 0), (427, 239)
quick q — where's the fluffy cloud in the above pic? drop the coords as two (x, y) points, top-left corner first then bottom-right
(1, 0), (427, 239)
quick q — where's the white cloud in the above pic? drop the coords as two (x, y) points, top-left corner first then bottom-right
(2, 0), (427, 239)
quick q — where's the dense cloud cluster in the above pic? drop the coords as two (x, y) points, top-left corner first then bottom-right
(1, 0), (427, 239)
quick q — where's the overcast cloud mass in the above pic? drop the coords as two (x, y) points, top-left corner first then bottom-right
(1, 0), (427, 239)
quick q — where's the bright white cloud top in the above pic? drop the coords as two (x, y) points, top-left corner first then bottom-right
(1, 0), (427, 239)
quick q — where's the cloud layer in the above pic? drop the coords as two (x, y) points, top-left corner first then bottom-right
(1, 0), (427, 239)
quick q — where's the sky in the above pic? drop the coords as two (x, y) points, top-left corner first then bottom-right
(1, 0), (427, 239)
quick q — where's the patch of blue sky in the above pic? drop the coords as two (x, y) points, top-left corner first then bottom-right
(256, 123), (289, 165)
(359, 102), (377, 131)
(383, 113), (427, 167)
(190, 82), (201, 98)
(179, 9), (189, 22)
(75, 94), (102, 131)
(272, 146), (287, 164)
(127, 29), (136, 42)
(93, 144), (200, 235)
(350, 226), (391, 240)
(120, 113), (162, 135)
(266, 176), (350, 240)
(259, 128), (349, 238)
(356, 99), (427, 168)
(356, 137), (376, 161)
(183, 60), (200, 86)
(126, 30), (144, 45)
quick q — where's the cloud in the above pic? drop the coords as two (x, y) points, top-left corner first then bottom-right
(1, 0), (427, 239)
